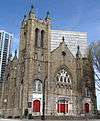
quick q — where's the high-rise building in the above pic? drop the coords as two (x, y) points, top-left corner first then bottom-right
(51, 30), (88, 57)
(0, 30), (13, 81)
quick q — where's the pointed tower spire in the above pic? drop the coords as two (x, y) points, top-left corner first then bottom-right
(21, 15), (26, 26)
(45, 11), (51, 20)
(62, 36), (65, 42)
(23, 15), (26, 22)
(60, 36), (65, 44)
(28, 5), (36, 19)
(76, 45), (81, 58)
(14, 50), (17, 59)
(30, 5), (35, 14)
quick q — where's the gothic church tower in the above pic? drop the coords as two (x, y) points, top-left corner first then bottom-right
(19, 6), (51, 116)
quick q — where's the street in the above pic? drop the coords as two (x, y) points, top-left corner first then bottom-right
(0, 119), (100, 121)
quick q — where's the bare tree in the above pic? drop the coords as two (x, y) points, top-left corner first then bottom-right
(90, 40), (100, 91)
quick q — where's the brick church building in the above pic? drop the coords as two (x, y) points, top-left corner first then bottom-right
(1, 6), (97, 118)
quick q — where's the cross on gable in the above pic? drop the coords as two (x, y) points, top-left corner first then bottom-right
(62, 36), (65, 42)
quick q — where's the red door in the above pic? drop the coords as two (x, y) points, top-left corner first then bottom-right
(60, 104), (65, 113)
(33, 100), (40, 112)
(84, 103), (89, 113)
(57, 103), (65, 113)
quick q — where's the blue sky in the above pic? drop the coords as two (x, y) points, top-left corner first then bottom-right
(0, 0), (100, 51)
(0, 0), (100, 109)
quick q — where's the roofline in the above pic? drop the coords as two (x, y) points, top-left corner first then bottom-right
(0, 30), (13, 36)
(51, 29), (87, 34)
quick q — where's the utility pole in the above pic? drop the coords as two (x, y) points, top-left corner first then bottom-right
(41, 75), (47, 120)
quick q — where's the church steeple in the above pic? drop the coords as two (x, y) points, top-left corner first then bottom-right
(45, 11), (51, 24)
(21, 15), (26, 27)
(60, 36), (65, 45)
(45, 11), (50, 20)
(28, 5), (36, 19)
(62, 36), (65, 42)
(22, 15), (26, 23)
(13, 50), (17, 60)
(76, 45), (81, 58)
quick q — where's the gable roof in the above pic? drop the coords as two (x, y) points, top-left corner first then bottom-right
(51, 39), (75, 59)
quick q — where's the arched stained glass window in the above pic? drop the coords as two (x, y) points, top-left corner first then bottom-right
(38, 81), (42, 92)
(85, 87), (91, 97)
(33, 79), (42, 93)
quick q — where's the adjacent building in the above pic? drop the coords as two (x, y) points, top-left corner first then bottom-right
(0, 30), (13, 81)
(1, 6), (97, 118)
(51, 30), (88, 57)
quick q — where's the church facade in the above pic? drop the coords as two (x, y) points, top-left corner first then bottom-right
(1, 6), (97, 118)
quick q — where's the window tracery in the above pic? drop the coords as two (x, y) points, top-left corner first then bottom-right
(56, 69), (71, 83)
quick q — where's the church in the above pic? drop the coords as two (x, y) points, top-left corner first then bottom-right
(1, 6), (97, 118)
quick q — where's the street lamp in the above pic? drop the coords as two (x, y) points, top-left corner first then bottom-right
(4, 99), (7, 118)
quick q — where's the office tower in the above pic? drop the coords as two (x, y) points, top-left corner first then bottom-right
(51, 30), (88, 57)
(0, 30), (13, 81)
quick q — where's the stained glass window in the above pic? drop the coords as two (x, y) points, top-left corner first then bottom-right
(33, 80), (42, 93)
(56, 69), (71, 83)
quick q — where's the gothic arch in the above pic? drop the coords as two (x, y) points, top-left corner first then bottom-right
(35, 28), (39, 47)
(41, 30), (45, 48)
(54, 65), (73, 83)
(35, 28), (45, 48)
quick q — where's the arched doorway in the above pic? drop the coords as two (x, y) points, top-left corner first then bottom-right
(57, 97), (69, 113)
(33, 100), (41, 112)
(84, 103), (89, 113)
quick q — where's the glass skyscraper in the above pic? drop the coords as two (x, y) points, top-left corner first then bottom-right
(51, 30), (88, 57)
(0, 30), (13, 81)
